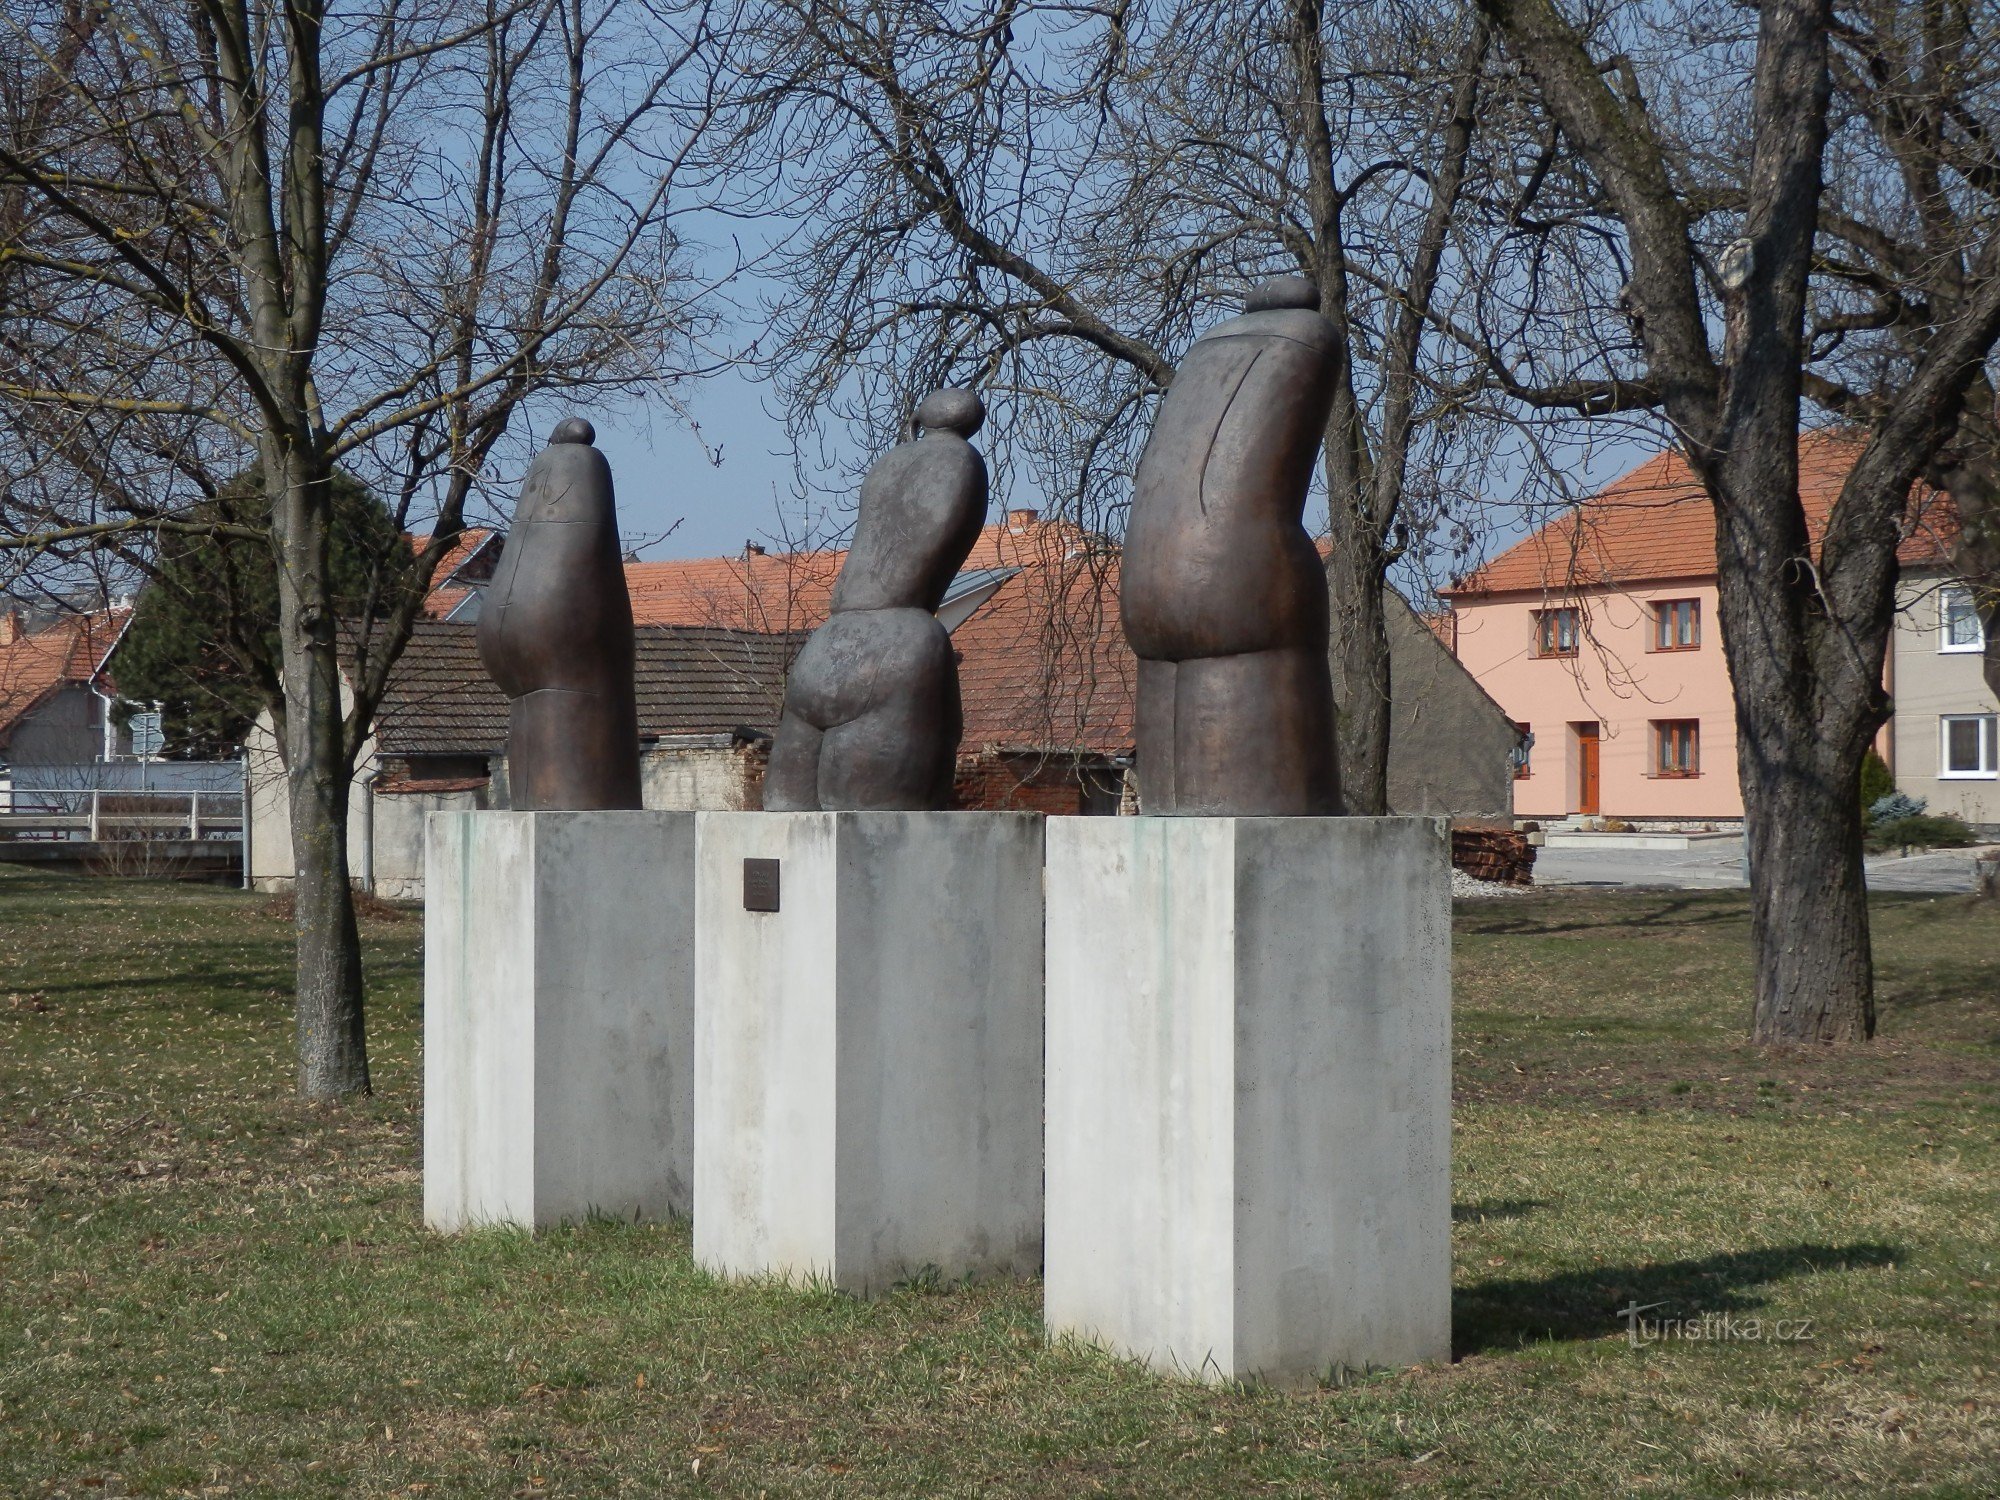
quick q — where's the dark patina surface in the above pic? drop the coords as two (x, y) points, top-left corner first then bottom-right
(1121, 278), (1341, 815)
(477, 417), (644, 811)
(764, 390), (989, 812)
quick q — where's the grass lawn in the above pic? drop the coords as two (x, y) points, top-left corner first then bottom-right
(1, 866), (1995, 1498)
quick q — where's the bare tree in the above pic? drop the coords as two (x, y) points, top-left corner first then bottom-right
(1, 0), (732, 1095)
(727, 0), (1502, 812)
(1798, 2), (2000, 707)
(1470, 0), (2000, 1042)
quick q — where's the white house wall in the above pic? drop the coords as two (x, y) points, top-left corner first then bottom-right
(245, 707), (387, 892)
(1891, 570), (2000, 829)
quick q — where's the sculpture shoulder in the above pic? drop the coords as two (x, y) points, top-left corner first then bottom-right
(1197, 305), (1339, 354)
(834, 434), (989, 613)
(866, 432), (986, 491)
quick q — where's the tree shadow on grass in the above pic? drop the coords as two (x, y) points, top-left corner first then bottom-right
(1453, 1241), (1899, 1358)
(1875, 971), (2000, 1014)
(1457, 892), (1749, 940)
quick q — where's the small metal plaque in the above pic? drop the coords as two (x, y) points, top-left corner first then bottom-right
(743, 857), (781, 912)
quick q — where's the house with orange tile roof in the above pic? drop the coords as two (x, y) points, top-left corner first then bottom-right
(614, 510), (1138, 811)
(1441, 432), (1989, 828)
(0, 607), (134, 774)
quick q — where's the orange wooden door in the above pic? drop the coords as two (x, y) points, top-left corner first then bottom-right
(1577, 723), (1601, 815)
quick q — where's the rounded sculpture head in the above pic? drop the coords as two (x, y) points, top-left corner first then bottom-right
(915, 388), (985, 439)
(506, 415), (616, 531)
(1245, 277), (1321, 313)
(829, 389), (989, 614)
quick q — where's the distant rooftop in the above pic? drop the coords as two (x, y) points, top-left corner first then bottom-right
(1445, 431), (1955, 598)
(372, 619), (798, 757)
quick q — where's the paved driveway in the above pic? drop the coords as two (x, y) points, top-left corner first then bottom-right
(1533, 842), (1997, 894)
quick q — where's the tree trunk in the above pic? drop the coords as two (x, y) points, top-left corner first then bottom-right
(1326, 542), (1392, 815)
(1744, 739), (1876, 1043)
(1712, 440), (1885, 1045)
(271, 447), (371, 1098)
(288, 731), (370, 1095)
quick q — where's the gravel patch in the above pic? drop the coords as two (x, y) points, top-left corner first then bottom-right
(1453, 869), (1533, 899)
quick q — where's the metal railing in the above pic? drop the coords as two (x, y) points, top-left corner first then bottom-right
(0, 787), (243, 842)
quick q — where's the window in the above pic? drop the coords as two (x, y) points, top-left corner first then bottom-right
(1654, 719), (1700, 777)
(1653, 598), (1701, 650)
(1511, 722), (1534, 779)
(1941, 588), (1986, 653)
(1940, 714), (1998, 778)
(1533, 607), (1579, 658)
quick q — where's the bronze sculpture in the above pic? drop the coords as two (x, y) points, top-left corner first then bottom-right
(478, 417), (644, 811)
(764, 389), (989, 811)
(1121, 278), (1341, 815)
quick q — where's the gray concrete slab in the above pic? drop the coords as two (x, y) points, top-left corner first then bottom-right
(423, 810), (696, 1232)
(693, 810), (1046, 1298)
(1044, 815), (1452, 1387)
(1531, 841), (1998, 894)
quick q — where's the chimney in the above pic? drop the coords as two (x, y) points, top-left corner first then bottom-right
(0, 610), (23, 646)
(1006, 508), (1040, 531)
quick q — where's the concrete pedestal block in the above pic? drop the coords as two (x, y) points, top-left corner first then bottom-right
(1045, 816), (1451, 1386)
(693, 811), (1044, 1295)
(424, 810), (694, 1231)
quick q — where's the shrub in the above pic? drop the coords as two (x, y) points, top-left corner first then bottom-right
(1859, 748), (1895, 811)
(1868, 791), (1928, 825)
(1866, 813), (1976, 852)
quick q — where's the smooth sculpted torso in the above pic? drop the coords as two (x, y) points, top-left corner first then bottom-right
(477, 417), (643, 810)
(1120, 279), (1341, 814)
(764, 390), (989, 811)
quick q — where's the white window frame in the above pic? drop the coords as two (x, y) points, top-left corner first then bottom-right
(1939, 713), (1998, 779)
(1939, 587), (1985, 654)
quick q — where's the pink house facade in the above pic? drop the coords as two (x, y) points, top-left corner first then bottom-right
(1442, 434), (1919, 825)
(1445, 579), (1739, 821)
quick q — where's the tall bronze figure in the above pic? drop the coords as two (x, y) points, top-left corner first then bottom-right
(1121, 278), (1341, 815)
(478, 417), (644, 811)
(764, 389), (989, 811)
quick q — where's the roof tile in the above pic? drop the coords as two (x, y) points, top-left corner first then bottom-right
(614, 519), (1135, 755)
(1447, 431), (1955, 596)
(0, 610), (126, 749)
(371, 619), (797, 756)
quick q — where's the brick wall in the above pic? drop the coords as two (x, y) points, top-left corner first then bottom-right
(952, 748), (1125, 814)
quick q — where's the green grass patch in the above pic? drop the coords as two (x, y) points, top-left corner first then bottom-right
(2, 868), (1996, 1497)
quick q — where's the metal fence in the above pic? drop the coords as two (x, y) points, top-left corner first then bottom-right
(0, 762), (243, 842)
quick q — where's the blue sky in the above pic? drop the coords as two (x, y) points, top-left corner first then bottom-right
(588, 375), (816, 561)
(579, 359), (1662, 598)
